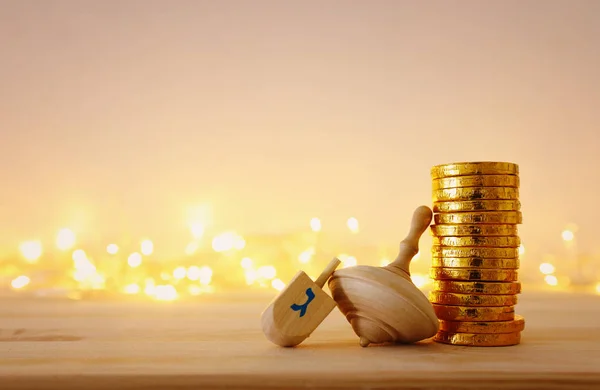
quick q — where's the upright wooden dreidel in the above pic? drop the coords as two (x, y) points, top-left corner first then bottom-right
(261, 257), (341, 347)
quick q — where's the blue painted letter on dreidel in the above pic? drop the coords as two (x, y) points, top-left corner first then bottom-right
(290, 288), (315, 317)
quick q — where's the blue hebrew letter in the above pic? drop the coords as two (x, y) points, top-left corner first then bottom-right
(290, 288), (315, 317)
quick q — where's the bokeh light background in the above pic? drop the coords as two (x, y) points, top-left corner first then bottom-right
(1, 0), (599, 301)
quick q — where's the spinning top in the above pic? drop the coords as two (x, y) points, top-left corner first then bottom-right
(261, 257), (341, 347)
(328, 205), (439, 347)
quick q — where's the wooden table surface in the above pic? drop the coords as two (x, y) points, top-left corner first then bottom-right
(1, 288), (600, 389)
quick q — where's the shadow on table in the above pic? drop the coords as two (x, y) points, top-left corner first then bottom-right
(295, 338), (437, 350)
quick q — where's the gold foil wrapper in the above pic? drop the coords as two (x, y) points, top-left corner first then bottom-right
(433, 330), (521, 346)
(431, 161), (519, 179)
(433, 200), (521, 213)
(434, 211), (522, 225)
(431, 257), (519, 269)
(438, 315), (525, 334)
(430, 160), (524, 346)
(429, 291), (518, 307)
(432, 236), (521, 248)
(430, 224), (518, 237)
(433, 187), (519, 202)
(432, 174), (520, 190)
(430, 268), (518, 282)
(432, 304), (515, 321)
(433, 280), (522, 295)
(432, 246), (519, 258)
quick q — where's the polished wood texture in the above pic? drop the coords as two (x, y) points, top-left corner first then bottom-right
(1, 289), (599, 389)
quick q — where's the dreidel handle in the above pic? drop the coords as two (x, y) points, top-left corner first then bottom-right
(315, 257), (342, 288)
(387, 205), (433, 277)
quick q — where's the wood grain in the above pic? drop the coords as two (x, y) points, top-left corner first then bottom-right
(1, 289), (600, 389)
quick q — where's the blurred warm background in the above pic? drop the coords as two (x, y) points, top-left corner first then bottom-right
(1, 0), (599, 301)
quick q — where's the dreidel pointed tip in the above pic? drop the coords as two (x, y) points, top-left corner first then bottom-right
(260, 258), (341, 347)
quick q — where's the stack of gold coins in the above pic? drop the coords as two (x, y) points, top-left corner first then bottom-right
(429, 161), (525, 347)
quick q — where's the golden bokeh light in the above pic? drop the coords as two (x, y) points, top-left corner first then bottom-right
(144, 279), (156, 295)
(545, 275), (558, 286)
(233, 236), (246, 250)
(141, 239), (154, 256)
(271, 278), (285, 291)
(2, 204), (598, 302)
(19, 240), (42, 263)
(124, 284), (140, 294)
(198, 266), (213, 285)
(11, 275), (30, 289)
(186, 265), (201, 281)
(411, 273), (429, 289)
(106, 244), (119, 255)
(539, 263), (556, 275)
(56, 228), (76, 251)
(188, 285), (202, 296)
(562, 230), (574, 242)
(127, 252), (143, 268)
(71, 250), (104, 290)
(185, 242), (199, 255)
(245, 269), (258, 285)
(153, 285), (178, 301)
(338, 254), (357, 268)
(310, 217), (321, 232)
(173, 266), (187, 279)
(212, 232), (244, 252)
(72, 249), (87, 262)
(190, 222), (205, 239)
(298, 247), (315, 264)
(73, 260), (95, 281)
(347, 217), (359, 234)
(257, 265), (276, 280)
(241, 257), (253, 269)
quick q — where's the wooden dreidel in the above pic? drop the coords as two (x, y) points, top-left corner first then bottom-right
(261, 257), (341, 347)
(328, 205), (439, 347)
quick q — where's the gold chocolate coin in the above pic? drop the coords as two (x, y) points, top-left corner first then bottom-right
(433, 330), (521, 346)
(432, 246), (519, 258)
(433, 200), (521, 213)
(432, 175), (520, 190)
(434, 211), (522, 225)
(433, 280), (521, 294)
(430, 268), (518, 282)
(432, 304), (515, 321)
(430, 224), (518, 237)
(431, 257), (519, 269)
(431, 162), (519, 179)
(432, 236), (521, 248)
(438, 315), (525, 334)
(433, 187), (519, 202)
(429, 291), (518, 307)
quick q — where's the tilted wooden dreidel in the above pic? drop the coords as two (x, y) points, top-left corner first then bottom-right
(261, 257), (341, 347)
(328, 205), (439, 347)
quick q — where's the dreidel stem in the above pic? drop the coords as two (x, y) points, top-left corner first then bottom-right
(387, 205), (433, 277)
(314, 257), (341, 288)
